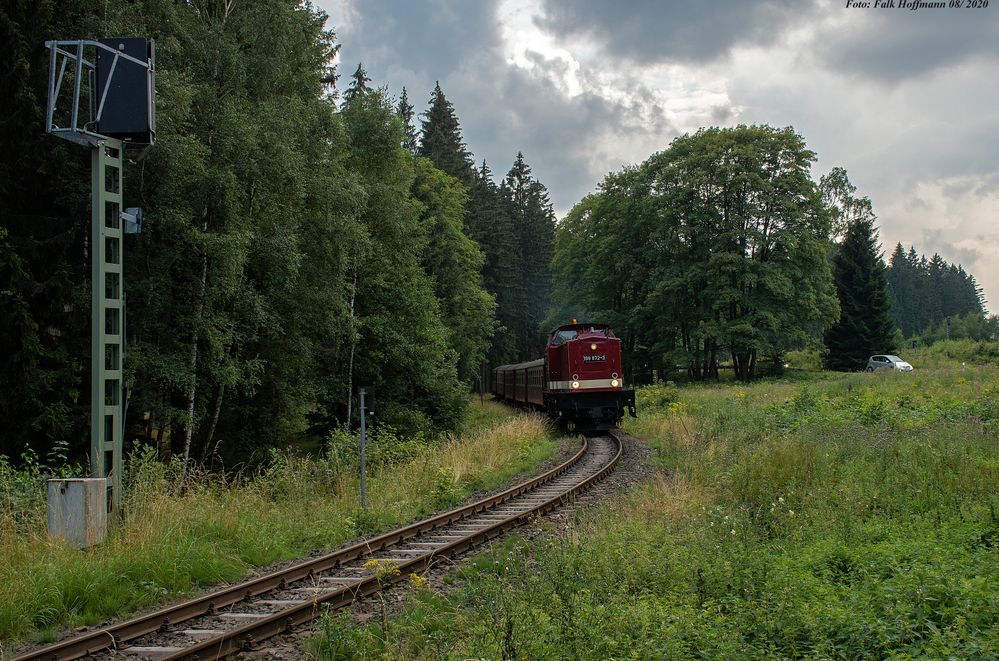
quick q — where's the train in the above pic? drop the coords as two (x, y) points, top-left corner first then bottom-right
(492, 322), (637, 430)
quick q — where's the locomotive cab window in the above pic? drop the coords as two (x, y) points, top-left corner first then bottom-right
(551, 330), (577, 345)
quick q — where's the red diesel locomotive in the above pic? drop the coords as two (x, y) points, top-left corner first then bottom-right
(492, 322), (637, 430)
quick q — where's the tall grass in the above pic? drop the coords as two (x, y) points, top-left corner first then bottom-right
(319, 367), (999, 659)
(909, 338), (999, 367)
(0, 401), (553, 650)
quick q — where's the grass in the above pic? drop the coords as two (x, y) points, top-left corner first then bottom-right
(315, 364), (999, 659)
(0, 399), (555, 653)
(908, 339), (999, 367)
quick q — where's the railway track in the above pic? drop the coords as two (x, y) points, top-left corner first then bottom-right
(15, 432), (622, 661)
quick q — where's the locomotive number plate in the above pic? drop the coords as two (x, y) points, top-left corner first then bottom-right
(583, 355), (606, 363)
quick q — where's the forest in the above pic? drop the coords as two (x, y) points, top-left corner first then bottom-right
(1, 0), (994, 467)
(0, 0), (555, 465)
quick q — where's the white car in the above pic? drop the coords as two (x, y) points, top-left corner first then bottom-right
(866, 355), (913, 372)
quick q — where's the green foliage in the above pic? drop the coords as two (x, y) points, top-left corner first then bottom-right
(550, 125), (839, 382)
(785, 347), (824, 371)
(396, 87), (417, 155)
(412, 158), (496, 384)
(325, 425), (431, 471)
(824, 202), (897, 371)
(889, 243), (987, 338)
(919, 310), (999, 344)
(819, 166), (875, 242)
(332, 370), (999, 659)
(0, 406), (552, 644)
(912, 339), (999, 367)
(635, 381), (680, 410)
(310, 610), (369, 661)
(417, 82), (475, 185)
(466, 162), (517, 366)
(430, 466), (463, 509)
(503, 153), (556, 360)
(2, 1), (526, 465)
(337, 88), (469, 437)
(0, 449), (81, 535)
(0, 0), (91, 462)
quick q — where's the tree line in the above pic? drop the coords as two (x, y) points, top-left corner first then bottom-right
(2, 1), (992, 468)
(549, 128), (994, 381)
(888, 244), (986, 338)
(0, 0), (554, 465)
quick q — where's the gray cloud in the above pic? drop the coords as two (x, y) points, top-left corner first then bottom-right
(334, 0), (503, 80)
(321, 0), (999, 310)
(326, 0), (673, 209)
(449, 49), (674, 205)
(537, 0), (819, 63)
(921, 229), (985, 269)
(816, 9), (999, 82)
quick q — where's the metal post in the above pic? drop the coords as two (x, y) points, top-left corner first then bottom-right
(359, 387), (367, 510)
(90, 137), (124, 512)
(43, 38), (154, 519)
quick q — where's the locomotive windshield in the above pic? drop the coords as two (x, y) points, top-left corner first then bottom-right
(549, 325), (616, 346)
(554, 330), (577, 343)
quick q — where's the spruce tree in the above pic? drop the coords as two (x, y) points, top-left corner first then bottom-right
(503, 153), (555, 360)
(888, 242), (918, 336)
(397, 87), (417, 154)
(824, 218), (896, 371)
(467, 162), (519, 365)
(342, 62), (370, 105)
(417, 82), (474, 185)
(887, 243), (985, 337)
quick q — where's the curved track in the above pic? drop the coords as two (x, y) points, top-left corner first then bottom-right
(15, 432), (621, 661)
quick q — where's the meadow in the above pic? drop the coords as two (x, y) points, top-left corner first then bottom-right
(315, 361), (999, 659)
(0, 400), (555, 653)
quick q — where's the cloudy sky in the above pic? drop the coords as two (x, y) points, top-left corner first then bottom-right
(318, 0), (999, 312)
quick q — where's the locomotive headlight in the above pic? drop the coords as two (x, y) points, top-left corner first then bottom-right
(611, 379), (619, 387)
(590, 343), (597, 350)
(571, 381), (580, 389)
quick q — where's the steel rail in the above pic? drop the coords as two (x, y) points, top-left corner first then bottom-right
(164, 433), (621, 661)
(14, 433), (619, 661)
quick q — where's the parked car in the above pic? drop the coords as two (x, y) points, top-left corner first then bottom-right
(866, 355), (913, 372)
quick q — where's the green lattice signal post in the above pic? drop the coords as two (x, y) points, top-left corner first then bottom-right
(45, 39), (155, 513)
(91, 138), (125, 510)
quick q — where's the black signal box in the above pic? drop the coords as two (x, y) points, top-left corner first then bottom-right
(95, 38), (155, 145)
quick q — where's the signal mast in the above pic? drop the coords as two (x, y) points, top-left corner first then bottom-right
(44, 38), (155, 512)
